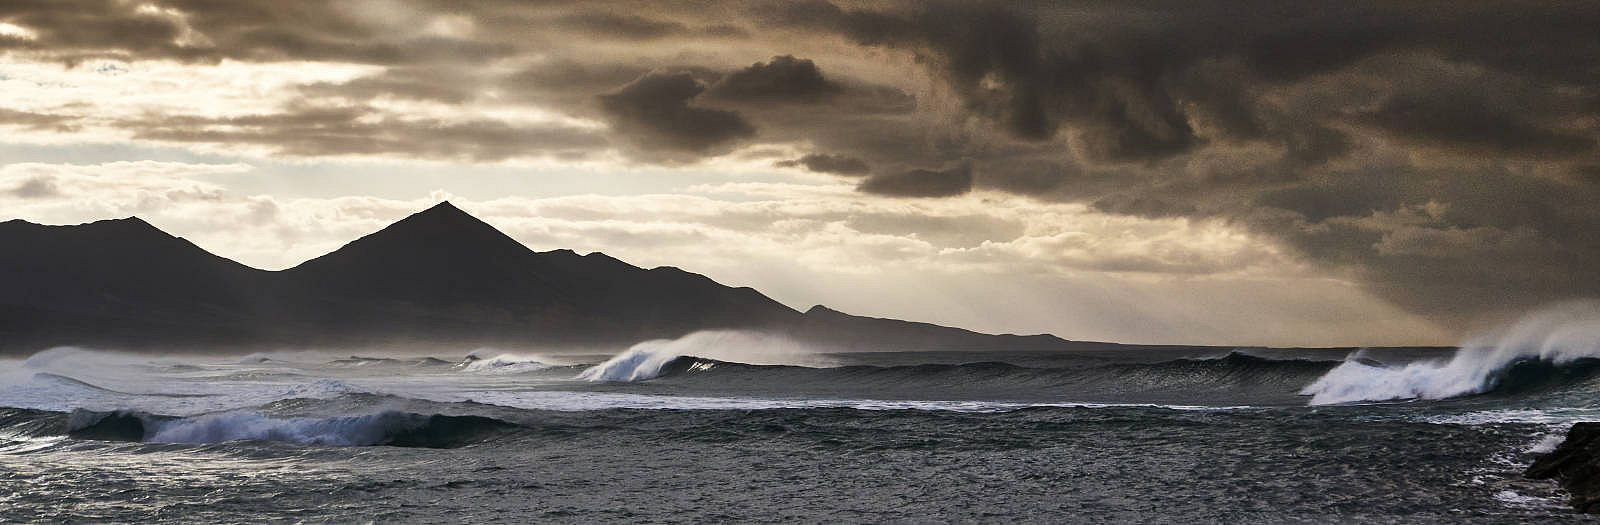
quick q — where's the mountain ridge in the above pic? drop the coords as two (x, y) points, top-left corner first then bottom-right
(0, 203), (1105, 354)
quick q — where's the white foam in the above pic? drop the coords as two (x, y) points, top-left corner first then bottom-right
(144, 411), (422, 446)
(577, 345), (682, 382)
(1528, 432), (1566, 454)
(1301, 301), (1600, 405)
(577, 330), (834, 382)
(459, 352), (555, 374)
(1492, 490), (1562, 509)
(277, 379), (369, 399)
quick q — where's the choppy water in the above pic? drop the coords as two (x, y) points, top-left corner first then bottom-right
(8, 307), (1600, 523)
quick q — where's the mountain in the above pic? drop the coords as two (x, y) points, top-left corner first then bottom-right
(0, 202), (1098, 354)
(0, 217), (273, 350)
(267, 202), (803, 346)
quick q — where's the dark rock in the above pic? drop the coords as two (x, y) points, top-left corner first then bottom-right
(1526, 422), (1600, 512)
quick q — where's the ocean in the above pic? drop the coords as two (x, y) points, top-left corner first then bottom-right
(2, 322), (1597, 523)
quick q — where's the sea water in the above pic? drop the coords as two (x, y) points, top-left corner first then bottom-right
(5, 307), (1600, 522)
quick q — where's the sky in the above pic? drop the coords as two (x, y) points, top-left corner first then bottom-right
(2, 1), (1597, 347)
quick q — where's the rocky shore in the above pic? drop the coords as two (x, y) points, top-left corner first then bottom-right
(1526, 422), (1600, 512)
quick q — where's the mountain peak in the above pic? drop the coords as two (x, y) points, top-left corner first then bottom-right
(385, 201), (501, 234)
(421, 200), (465, 214)
(26, 216), (171, 239)
(107, 216), (161, 231)
(402, 200), (479, 225)
(294, 202), (531, 268)
(282, 201), (549, 304)
(805, 305), (841, 315)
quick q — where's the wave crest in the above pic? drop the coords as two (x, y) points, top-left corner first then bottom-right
(578, 330), (828, 382)
(66, 409), (514, 448)
(458, 351), (554, 374)
(1300, 301), (1600, 404)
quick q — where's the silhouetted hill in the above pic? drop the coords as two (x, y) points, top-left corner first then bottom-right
(792, 305), (1081, 351)
(0, 217), (271, 350)
(0, 203), (1101, 354)
(268, 202), (802, 345)
(284, 202), (568, 303)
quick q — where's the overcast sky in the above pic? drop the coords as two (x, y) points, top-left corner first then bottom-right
(4, 1), (1597, 346)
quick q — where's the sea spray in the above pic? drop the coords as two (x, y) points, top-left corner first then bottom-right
(457, 350), (556, 374)
(577, 330), (834, 382)
(1301, 301), (1600, 404)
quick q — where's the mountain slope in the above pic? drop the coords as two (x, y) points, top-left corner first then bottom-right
(0, 217), (271, 349)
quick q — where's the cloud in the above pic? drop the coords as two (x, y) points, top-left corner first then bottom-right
(0, 0), (515, 65)
(0, 161), (245, 216)
(1350, 96), (1596, 159)
(708, 55), (840, 103)
(0, 108), (78, 132)
(9, 176), (58, 198)
(126, 104), (608, 161)
(0, 158), (1450, 344)
(1372, 225), (1546, 258)
(553, 13), (688, 40)
(776, 153), (869, 175)
(297, 66), (481, 104)
(2, 0), (1600, 334)
(598, 72), (756, 157)
(857, 164), (973, 198)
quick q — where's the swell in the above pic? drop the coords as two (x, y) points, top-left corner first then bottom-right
(326, 356), (455, 368)
(32, 372), (214, 398)
(0, 405), (517, 449)
(601, 351), (1343, 396)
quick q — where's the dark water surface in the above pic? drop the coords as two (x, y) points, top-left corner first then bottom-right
(0, 338), (1594, 523)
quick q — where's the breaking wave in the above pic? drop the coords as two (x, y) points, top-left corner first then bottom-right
(578, 330), (832, 382)
(1301, 301), (1600, 405)
(65, 409), (515, 448)
(457, 351), (555, 374)
(578, 341), (1343, 402)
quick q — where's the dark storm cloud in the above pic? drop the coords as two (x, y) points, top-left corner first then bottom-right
(701, 24), (750, 38)
(1575, 166), (1600, 185)
(973, 159), (1074, 196)
(708, 55), (839, 103)
(501, 60), (655, 107)
(1091, 195), (1198, 220)
(858, 164), (973, 198)
(762, 1), (1600, 164)
(553, 13), (687, 40)
(597, 72), (757, 156)
(7, 0), (1600, 327)
(761, 1), (1206, 162)
(776, 153), (869, 176)
(746, 0), (1600, 326)
(1350, 96), (1596, 160)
